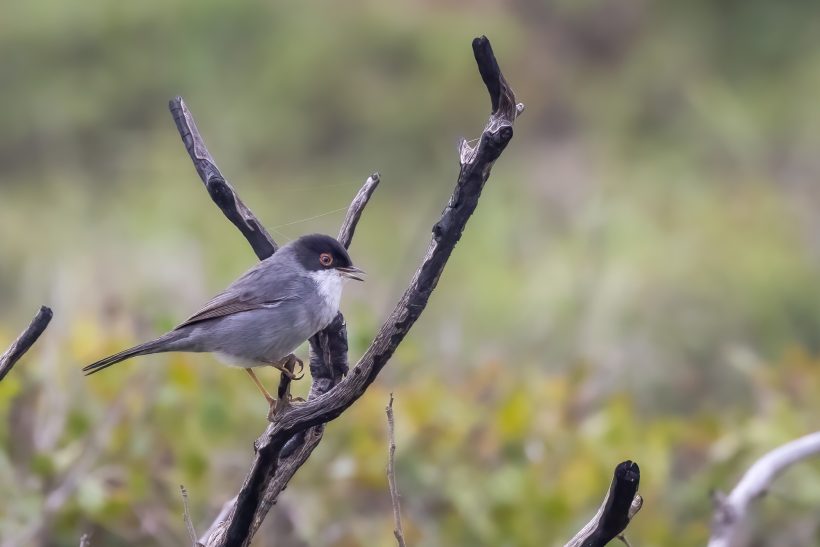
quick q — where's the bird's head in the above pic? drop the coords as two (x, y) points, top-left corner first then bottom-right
(290, 233), (365, 282)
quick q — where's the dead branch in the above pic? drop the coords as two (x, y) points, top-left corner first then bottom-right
(338, 173), (380, 248)
(173, 35), (519, 546)
(0, 306), (52, 382)
(198, 496), (236, 546)
(386, 393), (407, 547)
(180, 485), (201, 546)
(168, 99), (277, 260)
(205, 36), (519, 547)
(168, 108), (371, 541)
(708, 431), (820, 547)
(564, 461), (642, 547)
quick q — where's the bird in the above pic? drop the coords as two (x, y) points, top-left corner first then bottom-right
(83, 233), (364, 412)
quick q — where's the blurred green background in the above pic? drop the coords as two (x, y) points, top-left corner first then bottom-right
(2, 0), (820, 545)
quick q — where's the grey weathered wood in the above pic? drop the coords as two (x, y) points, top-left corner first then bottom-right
(169, 97), (277, 260)
(203, 35), (522, 547)
(170, 102), (379, 541)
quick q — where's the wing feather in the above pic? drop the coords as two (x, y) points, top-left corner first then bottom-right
(174, 257), (300, 329)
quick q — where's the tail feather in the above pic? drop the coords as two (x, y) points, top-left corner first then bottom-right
(83, 338), (170, 376)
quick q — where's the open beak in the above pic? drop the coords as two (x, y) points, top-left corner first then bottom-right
(337, 266), (366, 282)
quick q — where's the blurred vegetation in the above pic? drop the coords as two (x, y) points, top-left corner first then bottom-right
(2, 0), (820, 545)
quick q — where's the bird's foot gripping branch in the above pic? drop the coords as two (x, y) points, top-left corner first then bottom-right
(169, 36), (520, 546)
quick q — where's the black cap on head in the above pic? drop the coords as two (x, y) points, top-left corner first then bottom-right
(291, 234), (354, 272)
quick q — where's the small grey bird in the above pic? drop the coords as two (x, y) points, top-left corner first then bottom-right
(83, 234), (364, 408)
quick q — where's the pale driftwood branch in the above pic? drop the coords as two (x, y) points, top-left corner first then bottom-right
(180, 485), (201, 546)
(0, 306), (52, 382)
(564, 461), (642, 547)
(708, 431), (820, 547)
(200, 35), (520, 547)
(386, 393), (407, 547)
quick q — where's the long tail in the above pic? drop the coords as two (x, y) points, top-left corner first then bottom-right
(82, 333), (179, 376)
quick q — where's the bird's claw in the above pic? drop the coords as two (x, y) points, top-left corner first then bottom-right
(283, 368), (304, 381)
(270, 355), (305, 381)
(279, 354), (304, 380)
(267, 394), (306, 421)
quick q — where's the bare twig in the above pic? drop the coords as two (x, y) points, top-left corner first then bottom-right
(0, 306), (52, 382)
(200, 35), (521, 547)
(386, 393), (407, 547)
(79, 533), (91, 547)
(564, 461), (642, 547)
(338, 173), (380, 248)
(180, 485), (201, 546)
(708, 431), (820, 547)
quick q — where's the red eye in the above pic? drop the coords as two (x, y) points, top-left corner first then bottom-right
(319, 253), (333, 266)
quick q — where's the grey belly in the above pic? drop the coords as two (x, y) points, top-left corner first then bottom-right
(176, 302), (325, 367)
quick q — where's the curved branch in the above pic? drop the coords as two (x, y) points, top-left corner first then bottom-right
(338, 173), (380, 249)
(169, 97), (277, 260)
(204, 34), (521, 547)
(708, 431), (820, 547)
(565, 461), (642, 547)
(0, 306), (53, 382)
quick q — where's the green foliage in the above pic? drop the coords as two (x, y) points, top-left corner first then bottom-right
(2, 0), (820, 545)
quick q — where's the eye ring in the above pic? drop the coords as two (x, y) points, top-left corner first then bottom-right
(319, 252), (333, 267)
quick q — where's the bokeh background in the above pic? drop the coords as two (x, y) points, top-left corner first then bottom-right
(3, 1), (820, 545)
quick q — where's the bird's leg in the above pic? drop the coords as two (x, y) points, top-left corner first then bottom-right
(267, 354), (307, 421)
(244, 368), (275, 407)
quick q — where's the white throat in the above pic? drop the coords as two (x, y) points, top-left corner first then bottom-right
(308, 269), (345, 319)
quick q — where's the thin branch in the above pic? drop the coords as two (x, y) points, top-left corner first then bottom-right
(564, 461), (642, 547)
(202, 35), (520, 547)
(269, 173), (380, 416)
(180, 485), (201, 546)
(338, 172), (380, 248)
(0, 306), (52, 382)
(79, 533), (91, 547)
(168, 97), (277, 260)
(708, 431), (820, 547)
(386, 393), (407, 547)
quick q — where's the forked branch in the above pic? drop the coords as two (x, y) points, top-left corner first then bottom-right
(173, 35), (520, 547)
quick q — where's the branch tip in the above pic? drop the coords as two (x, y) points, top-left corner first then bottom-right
(564, 460), (642, 547)
(0, 305), (53, 382)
